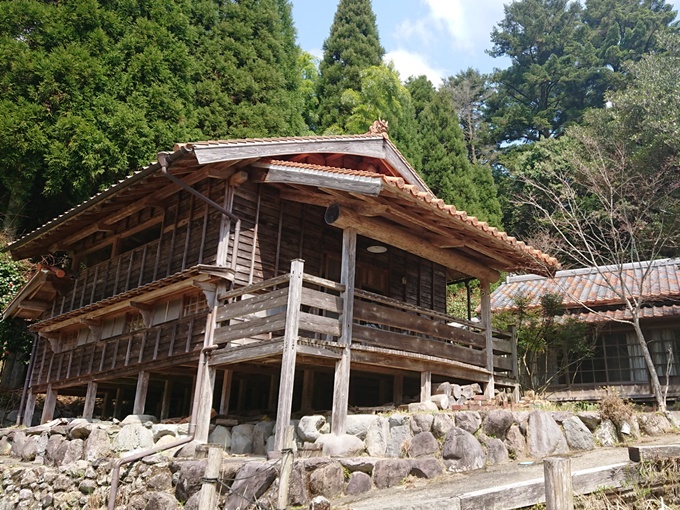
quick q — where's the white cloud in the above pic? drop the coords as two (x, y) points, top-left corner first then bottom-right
(384, 49), (445, 85)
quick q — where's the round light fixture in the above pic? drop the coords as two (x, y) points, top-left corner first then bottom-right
(367, 245), (387, 254)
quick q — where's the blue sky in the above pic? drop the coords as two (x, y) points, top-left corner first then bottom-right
(292, 0), (680, 85)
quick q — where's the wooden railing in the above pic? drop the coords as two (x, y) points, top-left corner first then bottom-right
(31, 312), (208, 387)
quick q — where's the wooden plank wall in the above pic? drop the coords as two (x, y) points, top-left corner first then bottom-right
(227, 181), (447, 312)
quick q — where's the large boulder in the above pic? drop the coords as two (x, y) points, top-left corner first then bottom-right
(410, 414), (434, 435)
(315, 434), (364, 457)
(253, 421), (275, 455)
(442, 427), (486, 472)
(345, 472), (372, 495)
(10, 430), (26, 457)
(60, 438), (84, 465)
(562, 416), (594, 451)
(409, 458), (443, 479)
(227, 461), (277, 510)
(432, 414), (455, 439)
(482, 410), (514, 439)
(309, 462), (344, 498)
(526, 411), (568, 458)
(504, 424), (527, 459)
(480, 435), (509, 465)
(67, 419), (93, 440)
(114, 424), (154, 452)
(298, 416), (326, 443)
(120, 414), (158, 425)
(407, 401), (438, 413)
(372, 459), (411, 489)
(231, 424), (254, 455)
(84, 428), (112, 462)
(386, 423), (412, 458)
(407, 432), (438, 458)
(365, 417), (389, 457)
(46, 434), (66, 466)
(174, 460), (206, 503)
(346, 415), (380, 439)
(146, 492), (179, 510)
(455, 411), (482, 434)
(594, 420), (618, 447)
(288, 463), (310, 507)
(577, 412), (602, 432)
(208, 425), (231, 450)
(637, 413), (673, 437)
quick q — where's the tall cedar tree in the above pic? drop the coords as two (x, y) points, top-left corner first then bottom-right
(406, 76), (502, 226)
(316, 0), (385, 133)
(0, 0), (304, 236)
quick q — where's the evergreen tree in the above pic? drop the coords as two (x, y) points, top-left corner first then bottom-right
(406, 76), (502, 226)
(0, 0), (305, 236)
(316, 0), (385, 133)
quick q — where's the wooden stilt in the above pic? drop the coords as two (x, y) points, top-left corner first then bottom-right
(544, 457), (574, 510)
(268, 374), (278, 412)
(23, 391), (36, 426)
(83, 381), (98, 419)
(219, 370), (232, 415)
(420, 371), (432, 402)
(41, 385), (58, 423)
(480, 279), (495, 399)
(331, 228), (356, 436)
(301, 369), (314, 412)
(236, 378), (246, 411)
(393, 375), (404, 406)
(113, 387), (123, 419)
(101, 391), (110, 419)
(194, 366), (216, 443)
(160, 380), (173, 420)
(133, 371), (150, 415)
(274, 259), (304, 450)
(198, 447), (222, 508)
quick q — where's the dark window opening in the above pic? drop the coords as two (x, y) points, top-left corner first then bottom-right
(119, 224), (162, 254)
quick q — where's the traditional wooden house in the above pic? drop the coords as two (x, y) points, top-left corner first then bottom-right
(4, 130), (557, 447)
(491, 259), (680, 401)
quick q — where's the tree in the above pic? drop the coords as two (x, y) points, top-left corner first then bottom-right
(316, 0), (384, 133)
(407, 76), (503, 226)
(0, 0), (305, 236)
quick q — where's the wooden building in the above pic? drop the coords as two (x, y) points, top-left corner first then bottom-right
(491, 259), (680, 401)
(4, 131), (557, 446)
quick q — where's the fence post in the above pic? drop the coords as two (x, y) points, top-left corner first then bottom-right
(276, 426), (295, 510)
(198, 446), (222, 508)
(544, 457), (573, 510)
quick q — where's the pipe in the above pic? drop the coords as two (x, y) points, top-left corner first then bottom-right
(16, 332), (38, 426)
(107, 344), (216, 510)
(157, 154), (242, 273)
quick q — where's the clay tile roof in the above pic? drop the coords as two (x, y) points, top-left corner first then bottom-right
(491, 258), (680, 312)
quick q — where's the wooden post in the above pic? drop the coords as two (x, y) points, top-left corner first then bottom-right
(219, 369), (232, 415)
(274, 259), (304, 450)
(133, 371), (150, 415)
(480, 280), (495, 399)
(331, 228), (356, 436)
(268, 374), (278, 412)
(194, 366), (216, 443)
(23, 391), (36, 426)
(160, 380), (172, 420)
(198, 446), (222, 509)
(393, 375), (404, 406)
(276, 426), (295, 510)
(41, 385), (58, 423)
(420, 371), (432, 402)
(113, 387), (124, 419)
(544, 457), (573, 510)
(510, 325), (520, 403)
(301, 369), (314, 412)
(83, 381), (98, 419)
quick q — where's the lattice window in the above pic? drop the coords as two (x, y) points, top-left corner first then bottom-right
(183, 294), (209, 316)
(127, 312), (145, 332)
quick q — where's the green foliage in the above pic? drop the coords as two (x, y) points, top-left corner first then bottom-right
(316, 0), (385, 133)
(0, 0), (305, 235)
(494, 292), (593, 393)
(0, 236), (31, 362)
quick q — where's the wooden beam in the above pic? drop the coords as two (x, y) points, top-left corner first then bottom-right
(228, 171), (249, 187)
(629, 445), (680, 462)
(332, 228), (356, 436)
(160, 379), (172, 421)
(274, 259), (304, 450)
(420, 371), (432, 402)
(480, 280), (495, 399)
(133, 371), (149, 415)
(23, 392), (37, 426)
(18, 300), (50, 312)
(301, 369), (314, 412)
(41, 385), (58, 423)
(113, 387), (124, 420)
(325, 204), (500, 282)
(83, 381), (98, 419)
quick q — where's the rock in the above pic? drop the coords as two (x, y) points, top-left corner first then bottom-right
(409, 458), (443, 479)
(430, 394), (450, 410)
(365, 417), (389, 457)
(152, 424), (179, 442)
(549, 412), (573, 424)
(577, 412), (602, 432)
(146, 492), (179, 510)
(513, 411), (530, 435)
(434, 382), (451, 396)
(183, 492), (200, 510)
(231, 424), (254, 455)
(46, 434), (66, 466)
(114, 424), (154, 452)
(618, 418), (640, 440)
(309, 462), (344, 498)
(388, 413), (409, 427)
(78, 479), (96, 495)
(207, 425), (232, 450)
(0, 436), (10, 456)
(53, 474), (72, 491)
(339, 458), (376, 474)
(408, 432), (438, 458)
(18, 488), (33, 501)
(84, 428), (112, 462)
(455, 411), (482, 434)
(298, 416), (326, 443)
(253, 421), (275, 455)
(120, 414), (158, 425)
(480, 436), (509, 465)
(67, 419), (93, 440)
(147, 473), (172, 490)
(638, 413), (673, 437)
(174, 460), (206, 502)
(309, 496), (331, 510)
(227, 461), (277, 510)
(21, 435), (40, 461)
(667, 411), (680, 428)
(594, 420), (618, 447)
(407, 401), (438, 413)
(11, 431), (26, 457)
(504, 424), (527, 459)
(442, 427), (486, 472)
(315, 434), (364, 457)
(526, 411), (568, 459)
(289, 463), (310, 507)
(482, 409), (514, 439)
(563, 416), (594, 451)
(372, 459), (411, 489)
(346, 415), (380, 439)
(410, 413), (434, 435)
(345, 471), (372, 495)
(432, 414), (455, 439)
(386, 424), (412, 458)
(60, 438), (84, 465)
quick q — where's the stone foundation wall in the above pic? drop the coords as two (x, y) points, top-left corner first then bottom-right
(0, 408), (678, 509)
